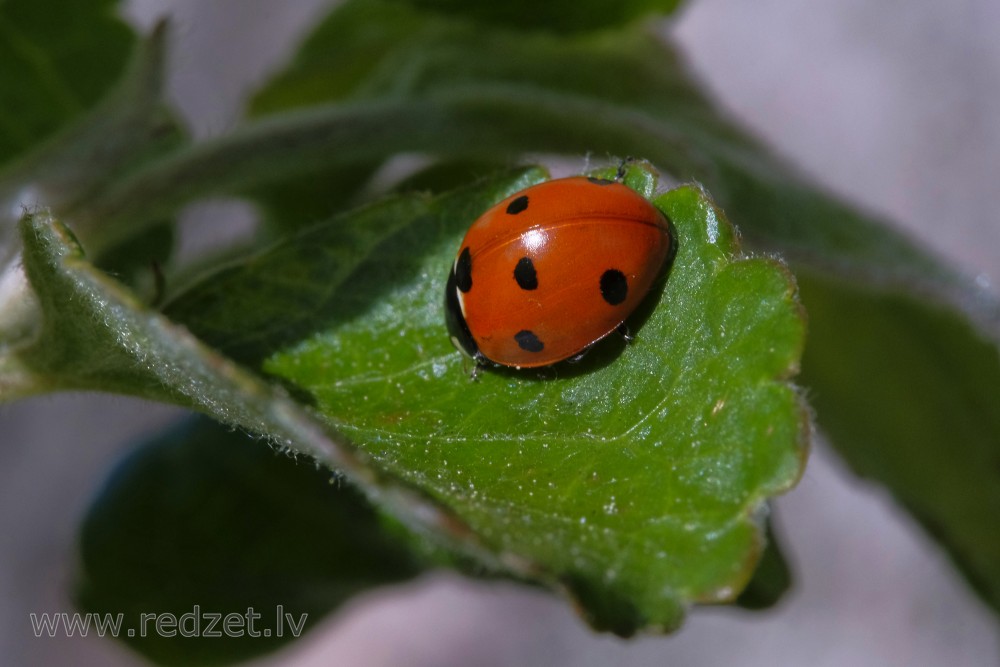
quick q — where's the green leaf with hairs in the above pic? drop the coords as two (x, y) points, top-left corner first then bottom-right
(162, 164), (808, 633)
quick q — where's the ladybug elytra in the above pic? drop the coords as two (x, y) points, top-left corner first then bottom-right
(445, 175), (672, 371)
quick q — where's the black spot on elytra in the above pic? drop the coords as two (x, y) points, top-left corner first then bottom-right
(513, 257), (538, 290)
(455, 246), (472, 293)
(600, 269), (628, 305)
(587, 177), (615, 186)
(514, 330), (544, 353)
(506, 195), (529, 215)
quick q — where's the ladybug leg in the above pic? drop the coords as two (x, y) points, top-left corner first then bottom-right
(617, 323), (634, 343)
(566, 346), (592, 364)
(467, 353), (489, 381)
(534, 366), (557, 381)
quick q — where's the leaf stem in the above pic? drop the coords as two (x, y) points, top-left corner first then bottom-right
(69, 87), (702, 253)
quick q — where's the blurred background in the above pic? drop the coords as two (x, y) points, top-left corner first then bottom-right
(2, 0), (998, 664)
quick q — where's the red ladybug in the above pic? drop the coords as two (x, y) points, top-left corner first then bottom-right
(445, 175), (673, 370)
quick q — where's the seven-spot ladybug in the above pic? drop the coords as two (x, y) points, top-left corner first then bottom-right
(445, 174), (673, 371)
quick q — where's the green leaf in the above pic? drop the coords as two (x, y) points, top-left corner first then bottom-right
(248, 0), (685, 119)
(8, 206), (485, 578)
(240, 0), (986, 313)
(248, 162), (385, 237)
(164, 165), (808, 633)
(247, 0), (424, 114)
(0, 20), (183, 264)
(0, 0), (134, 164)
(6, 0), (995, 632)
(236, 0), (1000, 613)
(734, 516), (792, 610)
(78, 415), (422, 667)
(94, 219), (173, 300)
(383, 0), (684, 33)
(797, 272), (1000, 611)
(7, 164), (807, 633)
(81, 2), (960, 298)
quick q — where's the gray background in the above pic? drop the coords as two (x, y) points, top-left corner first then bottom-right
(2, 0), (998, 665)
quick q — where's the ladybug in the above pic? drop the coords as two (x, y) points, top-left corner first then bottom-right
(445, 174), (672, 370)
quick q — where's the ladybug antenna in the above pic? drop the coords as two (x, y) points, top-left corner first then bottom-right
(615, 156), (636, 182)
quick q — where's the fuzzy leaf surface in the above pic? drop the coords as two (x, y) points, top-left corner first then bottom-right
(164, 167), (808, 632)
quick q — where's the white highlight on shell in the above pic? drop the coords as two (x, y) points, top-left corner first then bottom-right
(521, 228), (548, 254)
